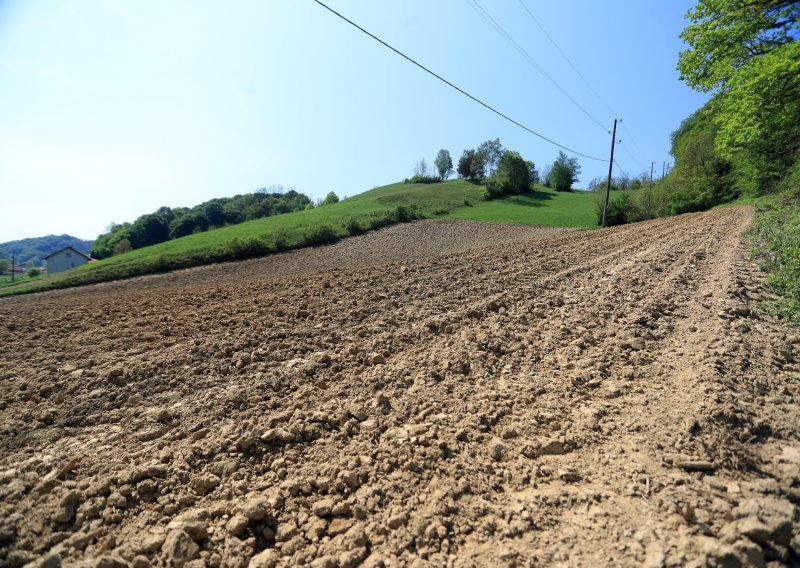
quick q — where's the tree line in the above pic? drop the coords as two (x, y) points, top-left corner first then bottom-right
(601, 0), (799, 226)
(409, 140), (582, 197)
(91, 187), (312, 259)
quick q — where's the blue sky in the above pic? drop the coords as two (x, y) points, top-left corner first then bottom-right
(0, 0), (708, 243)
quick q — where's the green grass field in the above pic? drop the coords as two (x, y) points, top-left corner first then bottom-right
(448, 185), (603, 227)
(0, 180), (615, 297)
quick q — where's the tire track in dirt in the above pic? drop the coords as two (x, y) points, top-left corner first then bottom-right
(1, 207), (798, 567)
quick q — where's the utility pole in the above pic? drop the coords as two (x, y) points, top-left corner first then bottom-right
(650, 161), (655, 192)
(11, 254), (14, 283)
(601, 119), (618, 228)
(662, 161), (666, 178)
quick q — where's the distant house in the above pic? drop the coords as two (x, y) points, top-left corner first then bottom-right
(45, 246), (93, 274)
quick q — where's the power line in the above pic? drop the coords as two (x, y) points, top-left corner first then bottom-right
(613, 159), (630, 180)
(512, 3), (654, 170)
(516, 0), (618, 120)
(618, 142), (643, 171)
(618, 120), (649, 164)
(311, 0), (605, 162)
(464, 0), (608, 133)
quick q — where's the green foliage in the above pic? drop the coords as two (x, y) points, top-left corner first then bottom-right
(495, 151), (532, 195)
(405, 175), (441, 184)
(678, 0), (798, 93)
(477, 139), (504, 180)
(457, 149), (484, 181)
(551, 151), (581, 192)
(678, 0), (800, 198)
(596, 192), (636, 227)
(751, 196), (800, 324)
(26, 266), (41, 278)
(91, 187), (312, 259)
(0, 258), (9, 275)
(666, 104), (735, 213)
(321, 192), (340, 206)
(434, 149), (453, 180)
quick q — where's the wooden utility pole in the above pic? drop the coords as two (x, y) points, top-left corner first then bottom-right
(11, 254), (14, 283)
(601, 119), (618, 228)
(650, 161), (655, 191)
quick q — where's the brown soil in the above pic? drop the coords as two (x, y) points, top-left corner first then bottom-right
(1, 209), (798, 568)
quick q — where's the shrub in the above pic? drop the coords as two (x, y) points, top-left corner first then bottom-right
(272, 229), (289, 251)
(302, 224), (338, 246)
(344, 218), (365, 235)
(405, 175), (441, 184)
(393, 205), (415, 222)
(596, 192), (638, 226)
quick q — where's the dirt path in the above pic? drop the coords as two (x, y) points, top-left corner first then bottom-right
(1, 208), (798, 567)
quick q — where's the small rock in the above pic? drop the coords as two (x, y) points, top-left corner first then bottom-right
(190, 473), (220, 496)
(371, 354), (386, 365)
(720, 517), (770, 545)
(132, 555), (151, 568)
(312, 498), (334, 517)
(106, 492), (127, 509)
(387, 512), (408, 530)
(343, 524), (369, 549)
(93, 555), (128, 568)
(53, 490), (80, 523)
(165, 519), (208, 543)
(223, 536), (253, 568)
(489, 439), (504, 461)
(339, 470), (359, 489)
(539, 439), (568, 456)
(310, 556), (337, 568)
(248, 549), (278, 568)
(241, 496), (269, 521)
(161, 530), (200, 568)
(558, 469), (582, 483)
(328, 518), (354, 537)
(226, 514), (249, 537)
(500, 427), (518, 440)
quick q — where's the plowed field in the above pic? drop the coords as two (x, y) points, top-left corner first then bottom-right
(1, 208), (799, 568)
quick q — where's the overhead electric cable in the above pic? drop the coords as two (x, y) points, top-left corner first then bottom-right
(516, 0), (618, 120)
(311, 0), (605, 161)
(618, 143), (643, 171)
(514, 3), (653, 169)
(613, 159), (630, 180)
(618, 121), (649, 164)
(464, 0), (608, 133)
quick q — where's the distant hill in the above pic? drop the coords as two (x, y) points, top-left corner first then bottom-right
(0, 235), (94, 267)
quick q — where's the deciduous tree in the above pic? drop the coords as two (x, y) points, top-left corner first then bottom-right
(434, 149), (453, 180)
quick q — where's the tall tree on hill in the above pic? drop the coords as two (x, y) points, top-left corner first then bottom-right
(495, 150), (532, 194)
(476, 138), (503, 192)
(550, 151), (581, 191)
(434, 149), (453, 180)
(457, 149), (484, 180)
(413, 157), (429, 178)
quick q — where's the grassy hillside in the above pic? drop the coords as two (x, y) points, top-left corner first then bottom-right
(448, 186), (601, 228)
(0, 180), (612, 297)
